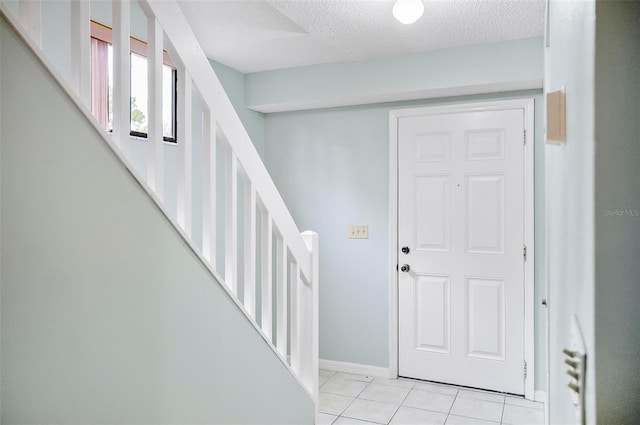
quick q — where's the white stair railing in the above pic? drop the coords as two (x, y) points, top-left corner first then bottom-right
(0, 0), (319, 409)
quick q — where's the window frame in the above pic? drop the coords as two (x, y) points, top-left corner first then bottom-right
(91, 20), (178, 144)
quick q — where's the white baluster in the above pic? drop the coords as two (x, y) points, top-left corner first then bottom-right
(224, 148), (238, 294)
(202, 110), (217, 268)
(146, 16), (163, 198)
(243, 180), (257, 318)
(290, 260), (300, 373)
(301, 231), (320, 404)
(260, 209), (273, 339)
(18, 0), (41, 47)
(70, 0), (90, 106)
(141, 0), (312, 279)
(177, 67), (192, 236)
(276, 236), (288, 357)
(112, 0), (130, 157)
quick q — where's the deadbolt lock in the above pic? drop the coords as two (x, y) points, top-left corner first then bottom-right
(401, 246), (410, 254)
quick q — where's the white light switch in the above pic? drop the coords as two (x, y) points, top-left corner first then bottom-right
(349, 224), (369, 239)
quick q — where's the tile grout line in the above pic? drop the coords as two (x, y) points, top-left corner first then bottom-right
(385, 381), (416, 425)
(336, 375), (374, 422)
(319, 371), (360, 419)
(444, 391), (511, 424)
(354, 376), (373, 398)
(336, 393), (358, 420)
(321, 374), (372, 398)
(499, 397), (506, 425)
(443, 387), (460, 424)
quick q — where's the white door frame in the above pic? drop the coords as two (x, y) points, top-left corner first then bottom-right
(388, 99), (536, 399)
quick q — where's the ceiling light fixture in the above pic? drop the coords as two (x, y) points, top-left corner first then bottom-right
(392, 0), (424, 25)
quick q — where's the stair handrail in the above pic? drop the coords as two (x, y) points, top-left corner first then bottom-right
(140, 0), (312, 280)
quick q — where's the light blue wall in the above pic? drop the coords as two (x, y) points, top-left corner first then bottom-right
(42, 0), (72, 80)
(21, 0), (552, 395)
(544, 0), (596, 423)
(246, 37), (544, 113)
(209, 60), (265, 159)
(264, 90), (547, 391)
(266, 103), (390, 368)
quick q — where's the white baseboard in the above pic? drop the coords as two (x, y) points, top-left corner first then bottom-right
(319, 359), (390, 378)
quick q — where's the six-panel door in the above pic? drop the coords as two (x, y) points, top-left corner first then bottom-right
(398, 109), (526, 395)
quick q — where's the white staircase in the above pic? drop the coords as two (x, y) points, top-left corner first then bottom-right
(0, 0), (318, 412)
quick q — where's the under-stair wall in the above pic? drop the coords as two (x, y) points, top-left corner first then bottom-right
(0, 9), (314, 425)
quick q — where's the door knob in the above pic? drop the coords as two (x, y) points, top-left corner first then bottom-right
(401, 246), (410, 254)
(401, 264), (411, 273)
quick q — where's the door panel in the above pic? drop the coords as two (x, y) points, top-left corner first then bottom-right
(466, 276), (505, 360)
(465, 129), (505, 160)
(415, 175), (450, 252)
(466, 174), (505, 254)
(416, 132), (451, 162)
(415, 274), (451, 354)
(398, 108), (525, 394)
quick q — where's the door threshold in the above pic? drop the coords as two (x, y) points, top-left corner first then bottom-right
(398, 375), (524, 398)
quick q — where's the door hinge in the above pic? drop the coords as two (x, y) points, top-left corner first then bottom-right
(523, 245), (527, 261)
(524, 360), (528, 378)
(523, 129), (527, 145)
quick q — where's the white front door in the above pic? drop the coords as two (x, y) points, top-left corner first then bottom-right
(398, 108), (526, 394)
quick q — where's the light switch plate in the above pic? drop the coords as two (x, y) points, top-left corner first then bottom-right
(349, 224), (369, 239)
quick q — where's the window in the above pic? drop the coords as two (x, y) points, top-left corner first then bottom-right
(90, 21), (177, 143)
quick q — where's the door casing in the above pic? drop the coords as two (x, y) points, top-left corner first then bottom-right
(388, 99), (536, 399)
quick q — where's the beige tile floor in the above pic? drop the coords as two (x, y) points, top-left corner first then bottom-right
(318, 370), (545, 425)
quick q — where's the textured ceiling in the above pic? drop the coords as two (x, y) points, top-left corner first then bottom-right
(178, 0), (545, 74)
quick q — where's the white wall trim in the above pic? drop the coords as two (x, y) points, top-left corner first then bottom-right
(319, 359), (390, 378)
(0, 11), (3, 416)
(523, 99), (536, 400)
(388, 111), (399, 380)
(388, 98), (537, 399)
(537, 389), (549, 425)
